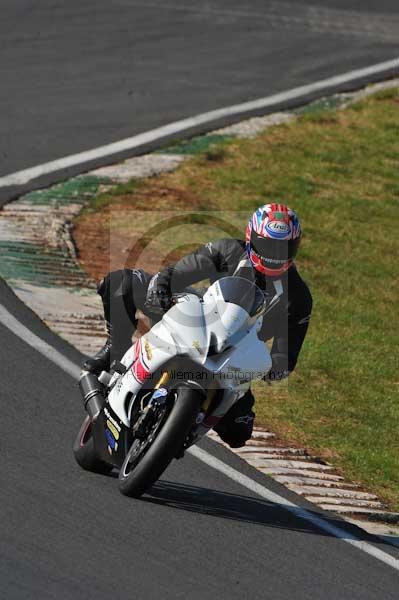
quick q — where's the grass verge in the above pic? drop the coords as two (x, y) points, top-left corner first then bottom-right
(74, 87), (399, 510)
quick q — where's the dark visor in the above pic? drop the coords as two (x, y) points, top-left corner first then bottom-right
(250, 230), (299, 263)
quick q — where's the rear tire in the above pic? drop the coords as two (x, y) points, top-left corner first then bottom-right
(118, 387), (202, 498)
(73, 416), (113, 475)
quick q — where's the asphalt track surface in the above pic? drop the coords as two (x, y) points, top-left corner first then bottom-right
(1, 1), (399, 598)
(1, 281), (399, 598)
(1, 0), (399, 201)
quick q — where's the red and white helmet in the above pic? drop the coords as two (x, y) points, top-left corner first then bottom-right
(246, 203), (302, 277)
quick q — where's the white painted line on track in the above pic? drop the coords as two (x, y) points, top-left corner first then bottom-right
(0, 304), (80, 379)
(188, 446), (399, 571)
(0, 302), (398, 572)
(0, 56), (398, 188)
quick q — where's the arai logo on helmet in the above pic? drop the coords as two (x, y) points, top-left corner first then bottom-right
(265, 220), (291, 239)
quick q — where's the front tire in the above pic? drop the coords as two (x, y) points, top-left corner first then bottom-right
(118, 387), (202, 498)
(73, 416), (113, 475)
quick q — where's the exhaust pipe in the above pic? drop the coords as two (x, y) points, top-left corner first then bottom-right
(79, 371), (105, 420)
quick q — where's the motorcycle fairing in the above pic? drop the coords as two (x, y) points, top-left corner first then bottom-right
(92, 404), (131, 467)
(107, 280), (273, 432)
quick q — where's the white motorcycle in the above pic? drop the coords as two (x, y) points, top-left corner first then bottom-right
(73, 276), (282, 497)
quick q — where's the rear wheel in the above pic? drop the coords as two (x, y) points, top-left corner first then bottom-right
(118, 387), (202, 498)
(73, 416), (113, 475)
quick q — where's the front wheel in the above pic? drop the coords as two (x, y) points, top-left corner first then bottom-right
(73, 416), (113, 475)
(118, 386), (202, 498)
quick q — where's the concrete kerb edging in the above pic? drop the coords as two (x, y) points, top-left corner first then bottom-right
(1, 77), (399, 546)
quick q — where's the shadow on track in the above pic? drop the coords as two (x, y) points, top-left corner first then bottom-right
(143, 480), (340, 534)
(142, 480), (398, 551)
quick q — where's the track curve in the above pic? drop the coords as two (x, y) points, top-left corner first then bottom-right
(1, 0), (399, 182)
(1, 2), (399, 597)
(1, 291), (398, 599)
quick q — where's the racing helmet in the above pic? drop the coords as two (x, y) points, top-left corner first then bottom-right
(246, 203), (302, 277)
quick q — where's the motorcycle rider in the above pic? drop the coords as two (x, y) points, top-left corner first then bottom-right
(84, 203), (312, 448)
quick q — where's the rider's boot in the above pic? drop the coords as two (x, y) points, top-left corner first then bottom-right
(83, 322), (133, 374)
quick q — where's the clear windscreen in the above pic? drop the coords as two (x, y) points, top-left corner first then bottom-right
(215, 276), (266, 317)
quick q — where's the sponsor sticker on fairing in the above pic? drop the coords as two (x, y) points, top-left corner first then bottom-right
(105, 429), (117, 449)
(144, 338), (153, 361)
(104, 407), (121, 432)
(106, 419), (120, 441)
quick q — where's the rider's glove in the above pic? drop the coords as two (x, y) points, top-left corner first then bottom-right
(144, 274), (173, 314)
(145, 288), (172, 313)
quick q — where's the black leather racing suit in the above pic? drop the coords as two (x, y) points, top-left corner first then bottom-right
(96, 238), (312, 447)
